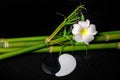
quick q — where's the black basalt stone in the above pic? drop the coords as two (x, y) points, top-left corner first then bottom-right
(41, 54), (60, 75)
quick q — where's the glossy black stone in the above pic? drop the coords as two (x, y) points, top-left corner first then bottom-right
(41, 54), (60, 75)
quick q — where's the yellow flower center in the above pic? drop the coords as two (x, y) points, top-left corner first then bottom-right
(81, 28), (87, 35)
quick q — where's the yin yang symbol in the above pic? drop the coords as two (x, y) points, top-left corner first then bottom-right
(41, 53), (77, 77)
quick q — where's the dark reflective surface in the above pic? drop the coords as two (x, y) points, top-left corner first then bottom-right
(0, 0), (120, 80)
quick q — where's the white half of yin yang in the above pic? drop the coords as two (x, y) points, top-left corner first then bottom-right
(55, 54), (77, 77)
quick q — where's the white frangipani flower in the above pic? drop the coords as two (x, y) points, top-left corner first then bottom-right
(72, 19), (97, 45)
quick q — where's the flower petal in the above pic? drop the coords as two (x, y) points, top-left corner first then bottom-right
(78, 19), (90, 29)
(72, 24), (81, 35)
(87, 24), (97, 35)
(83, 34), (94, 45)
(73, 34), (83, 42)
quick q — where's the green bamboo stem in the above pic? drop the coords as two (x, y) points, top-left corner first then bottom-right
(0, 48), (20, 53)
(49, 35), (73, 45)
(0, 31), (120, 59)
(45, 5), (84, 42)
(0, 30), (119, 43)
(36, 42), (120, 53)
(8, 41), (43, 48)
(0, 42), (47, 60)
(0, 41), (45, 48)
(49, 32), (120, 45)
(0, 42), (119, 53)
(94, 34), (120, 42)
(0, 36), (71, 53)
(0, 36), (72, 60)
(49, 33), (120, 44)
(2, 36), (47, 42)
(0, 33), (120, 48)
(45, 17), (67, 43)
(99, 30), (120, 35)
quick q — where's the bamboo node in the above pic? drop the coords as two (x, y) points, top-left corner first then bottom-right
(45, 37), (51, 43)
(105, 35), (109, 41)
(118, 42), (120, 49)
(0, 42), (9, 48)
(4, 42), (9, 48)
(0, 38), (9, 48)
(50, 46), (53, 53)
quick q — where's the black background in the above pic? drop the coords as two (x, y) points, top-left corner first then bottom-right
(0, 0), (120, 80)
